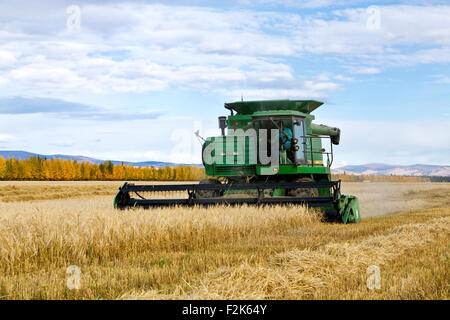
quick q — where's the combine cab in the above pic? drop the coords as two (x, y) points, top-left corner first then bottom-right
(115, 99), (361, 224)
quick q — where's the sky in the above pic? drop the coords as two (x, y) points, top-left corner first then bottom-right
(0, 0), (449, 167)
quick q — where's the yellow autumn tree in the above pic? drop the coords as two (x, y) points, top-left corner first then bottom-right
(0, 156), (208, 181)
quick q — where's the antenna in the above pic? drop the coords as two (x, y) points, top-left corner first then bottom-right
(194, 130), (205, 145)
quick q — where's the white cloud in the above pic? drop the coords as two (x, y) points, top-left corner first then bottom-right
(432, 75), (450, 84)
(52, 140), (74, 147)
(327, 119), (450, 165)
(310, 5), (450, 52)
(238, 0), (448, 9)
(0, 3), (449, 98)
(349, 67), (382, 75)
(379, 46), (450, 67)
(222, 79), (341, 101)
(0, 134), (16, 143)
(0, 50), (16, 68)
(334, 74), (354, 82)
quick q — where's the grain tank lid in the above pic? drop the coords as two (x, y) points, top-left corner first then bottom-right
(224, 100), (324, 115)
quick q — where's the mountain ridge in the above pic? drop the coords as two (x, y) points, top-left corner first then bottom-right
(333, 163), (450, 177)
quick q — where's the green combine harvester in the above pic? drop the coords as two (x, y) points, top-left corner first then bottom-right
(115, 100), (360, 224)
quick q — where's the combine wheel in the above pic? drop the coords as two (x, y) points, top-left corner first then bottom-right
(196, 179), (223, 198)
(287, 177), (319, 198)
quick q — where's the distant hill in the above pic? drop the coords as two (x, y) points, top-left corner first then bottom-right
(0, 150), (202, 168)
(333, 163), (450, 177)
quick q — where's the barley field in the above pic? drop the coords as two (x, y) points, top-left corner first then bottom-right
(0, 181), (448, 300)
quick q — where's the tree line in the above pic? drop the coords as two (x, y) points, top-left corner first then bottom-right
(0, 156), (434, 182)
(0, 157), (206, 181)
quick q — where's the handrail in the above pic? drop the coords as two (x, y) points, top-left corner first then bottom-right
(300, 135), (334, 167)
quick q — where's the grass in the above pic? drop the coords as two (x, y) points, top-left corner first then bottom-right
(0, 181), (448, 300)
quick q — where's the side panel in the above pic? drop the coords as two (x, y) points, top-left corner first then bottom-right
(203, 131), (330, 178)
(203, 136), (257, 177)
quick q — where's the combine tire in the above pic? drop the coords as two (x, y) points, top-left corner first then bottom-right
(287, 177), (319, 198)
(196, 179), (223, 198)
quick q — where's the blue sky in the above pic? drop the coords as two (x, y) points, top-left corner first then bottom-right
(0, 0), (449, 166)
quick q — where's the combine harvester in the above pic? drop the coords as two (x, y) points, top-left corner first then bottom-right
(114, 100), (360, 224)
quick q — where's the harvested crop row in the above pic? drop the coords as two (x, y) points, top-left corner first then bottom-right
(126, 214), (450, 300)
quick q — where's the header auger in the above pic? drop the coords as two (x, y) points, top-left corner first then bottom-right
(114, 99), (361, 224)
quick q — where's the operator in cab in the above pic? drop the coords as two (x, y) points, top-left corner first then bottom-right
(279, 121), (295, 164)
